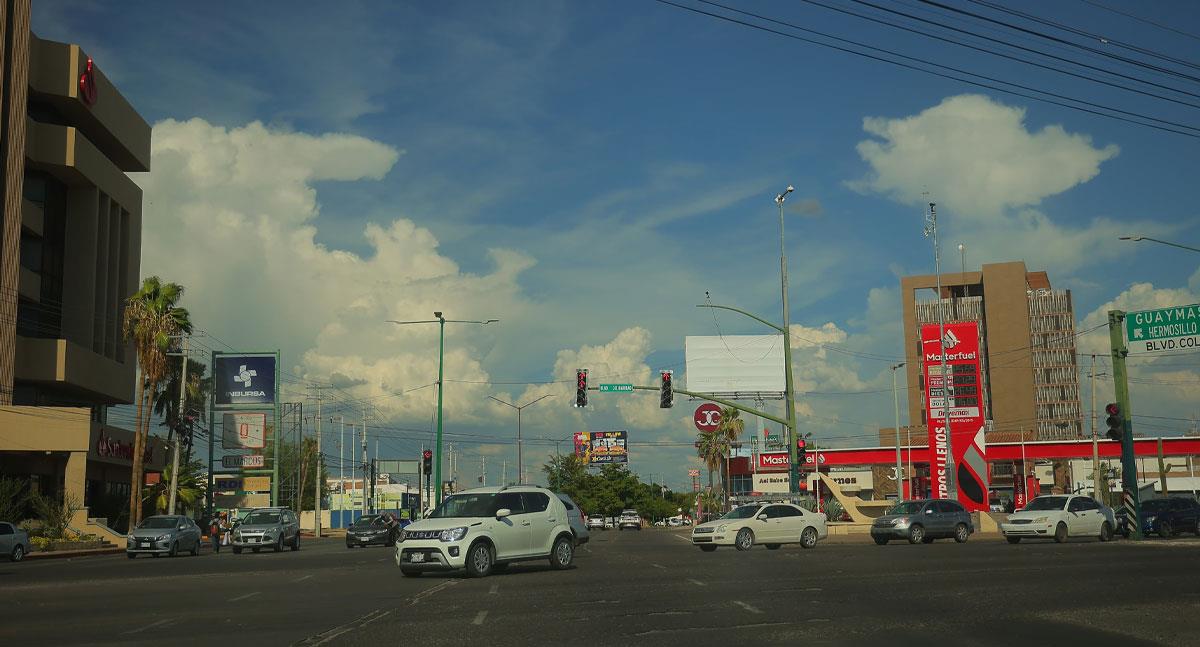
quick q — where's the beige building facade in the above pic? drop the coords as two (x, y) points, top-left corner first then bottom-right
(0, 0), (151, 536)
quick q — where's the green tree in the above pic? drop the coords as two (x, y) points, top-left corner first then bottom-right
(143, 460), (206, 515)
(271, 436), (329, 511)
(714, 406), (744, 497)
(695, 430), (724, 493)
(0, 476), (30, 523)
(123, 277), (192, 526)
(152, 358), (212, 463)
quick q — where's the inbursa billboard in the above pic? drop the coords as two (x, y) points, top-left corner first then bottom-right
(214, 355), (276, 406)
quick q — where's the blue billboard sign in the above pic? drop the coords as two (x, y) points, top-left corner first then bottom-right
(214, 355), (277, 406)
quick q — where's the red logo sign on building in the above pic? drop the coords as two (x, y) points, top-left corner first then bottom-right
(920, 321), (989, 512)
(758, 452), (789, 471)
(79, 57), (98, 106)
(694, 403), (722, 432)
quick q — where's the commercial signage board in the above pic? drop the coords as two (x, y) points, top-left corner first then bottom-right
(1124, 304), (1200, 354)
(753, 473), (790, 493)
(687, 469), (700, 478)
(921, 322), (989, 512)
(214, 493), (269, 510)
(222, 454), (265, 469)
(694, 403), (722, 432)
(214, 355), (277, 406)
(222, 412), (266, 449)
(243, 476), (271, 492)
(574, 431), (628, 464)
(214, 477), (241, 491)
(758, 452), (790, 471)
(685, 335), (785, 395)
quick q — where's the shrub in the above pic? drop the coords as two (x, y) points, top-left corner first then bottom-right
(30, 536), (51, 551)
(30, 492), (81, 539)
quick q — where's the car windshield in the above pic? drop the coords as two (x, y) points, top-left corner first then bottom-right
(429, 493), (498, 518)
(721, 506), (762, 520)
(352, 516), (383, 528)
(1024, 496), (1068, 511)
(137, 517), (179, 529)
(888, 502), (925, 515)
(242, 511), (281, 525)
(1141, 499), (1170, 512)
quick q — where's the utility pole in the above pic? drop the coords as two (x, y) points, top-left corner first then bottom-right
(775, 185), (802, 495)
(1157, 437), (1168, 496)
(1108, 309), (1141, 540)
(502, 460), (507, 486)
(313, 388), (322, 538)
(336, 416), (344, 527)
(373, 439), (379, 513)
(488, 394), (553, 485)
(925, 201), (956, 500)
(167, 334), (190, 514)
(1091, 354), (1100, 498)
(361, 418), (368, 517)
(481, 456), (487, 486)
(892, 362), (905, 500)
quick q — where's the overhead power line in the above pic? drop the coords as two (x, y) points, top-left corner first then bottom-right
(1077, 0), (1200, 44)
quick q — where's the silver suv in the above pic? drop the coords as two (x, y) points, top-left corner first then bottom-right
(232, 507), (301, 553)
(871, 499), (974, 545)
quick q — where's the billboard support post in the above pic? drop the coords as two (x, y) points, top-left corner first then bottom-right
(1108, 310), (1141, 540)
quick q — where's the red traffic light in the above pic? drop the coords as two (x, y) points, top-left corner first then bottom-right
(797, 438), (806, 448)
(1105, 403), (1120, 416)
(422, 450), (433, 459)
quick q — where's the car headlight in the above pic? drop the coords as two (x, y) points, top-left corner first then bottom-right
(893, 517), (910, 527)
(1032, 516), (1048, 524)
(717, 524), (728, 532)
(439, 527), (468, 542)
(1144, 515), (1156, 523)
(155, 534), (169, 541)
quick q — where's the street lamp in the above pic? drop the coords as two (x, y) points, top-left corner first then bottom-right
(387, 313), (498, 505)
(775, 184), (802, 495)
(1119, 236), (1200, 253)
(488, 394), (553, 484)
(924, 202), (957, 500)
(891, 362), (905, 501)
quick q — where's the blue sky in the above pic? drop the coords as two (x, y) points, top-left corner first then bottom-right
(35, 1), (1200, 490)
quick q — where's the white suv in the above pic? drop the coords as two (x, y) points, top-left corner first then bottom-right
(395, 485), (576, 578)
(618, 509), (641, 531)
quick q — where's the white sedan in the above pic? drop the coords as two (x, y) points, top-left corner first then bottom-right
(1001, 494), (1116, 544)
(691, 502), (827, 551)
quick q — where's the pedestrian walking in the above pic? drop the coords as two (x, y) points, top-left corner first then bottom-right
(210, 515), (222, 553)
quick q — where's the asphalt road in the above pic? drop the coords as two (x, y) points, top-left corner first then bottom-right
(3, 530), (1199, 646)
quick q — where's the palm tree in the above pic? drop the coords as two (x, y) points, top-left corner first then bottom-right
(144, 460), (205, 515)
(714, 406), (744, 497)
(152, 358), (211, 462)
(123, 277), (191, 526)
(695, 430), (724, 493)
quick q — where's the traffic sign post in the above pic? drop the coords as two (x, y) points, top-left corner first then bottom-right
(1109, 310), (1142, 540)
(694, 403), (722, 432)
(1124, 305), (1200, 353)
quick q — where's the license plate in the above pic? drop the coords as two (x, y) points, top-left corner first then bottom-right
(140, 541), (150, 548)
(410, 552), (425, 563)
(249, 538), (259, 543)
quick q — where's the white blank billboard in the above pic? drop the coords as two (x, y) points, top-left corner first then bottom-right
(685, 335), (785, 395)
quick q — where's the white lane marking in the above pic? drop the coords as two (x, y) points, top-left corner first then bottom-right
(488, 584), (499, 595)
(472, 610), (488, 625)
(377, 558), (386, 562)
(687, 578), (707, 587)
(410, 579), (459, 605)
(651, 563), (666, 570)
(297, 609), (390, 646)
(672, 534), (691, 543)
(734, 601), (764, 615)
(228, 591), (260, 602)
(292, 574), (314, 583)
(123, 618), (174, 635)
(809, 618), (830, 623)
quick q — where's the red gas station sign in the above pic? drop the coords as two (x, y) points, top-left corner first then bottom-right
(921, 321), (989, 513)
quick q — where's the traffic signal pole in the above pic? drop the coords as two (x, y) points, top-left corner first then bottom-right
(1108, 310), (1142, 540)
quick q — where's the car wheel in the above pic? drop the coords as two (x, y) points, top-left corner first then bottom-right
(550, 535), (574, 570)
(465, 541), (493, 578)
(11, 545), (24, 562)
(907, 524), (925, 545)
(190, 540), (200, 556)
(168, 541), (178, 557)
(1159, 520), (1174, 539)
(232, 546), (243, 554)
(699, 545), (718, 552)
(1054, 522), (1068, 544)
(1099, 521), (1113, 542)
(400, 568), (421, 578)
(735, 528), (754, 551)
(1006, 536), (1021, 544)
(954, 523), (970, 544)
(291, 534), (300, 551)
(873, 537), (888, 546)
(1195, 518), (1200, 536)
(800, 527), (819, 549)
(346, 543), (355, 549)
(127, 552), (137, 559)
(274, 536), (284, 553)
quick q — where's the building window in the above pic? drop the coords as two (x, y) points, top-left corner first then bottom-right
(730, 473), (752, 495)
(17, 171), (67, 338)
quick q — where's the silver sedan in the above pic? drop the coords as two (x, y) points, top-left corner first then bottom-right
(127, 515), (203, 558)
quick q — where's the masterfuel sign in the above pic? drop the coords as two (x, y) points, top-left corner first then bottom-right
(1125, 304), (1200, 354)
(921, 321), (989, 513)
(214, 355), (276, 406)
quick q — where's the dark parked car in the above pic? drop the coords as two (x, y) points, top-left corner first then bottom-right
(346, 514), (399, 548)
(871, 499), (974, 545)
(1138, 497), (1200, 538)
(1, 521), (31, 562)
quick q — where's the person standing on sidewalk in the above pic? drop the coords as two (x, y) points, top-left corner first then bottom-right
(209, 515), (222, 553)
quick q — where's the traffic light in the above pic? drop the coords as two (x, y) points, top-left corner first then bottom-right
(1105, 403), (1124, 441)
(660, 370), (673, 408)
(575, 369), (588, 408)
(797, 437), (807, 464)
(422, 449), (433, 474)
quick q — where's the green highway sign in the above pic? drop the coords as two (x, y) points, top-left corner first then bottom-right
(598, 384), (634, 393)
(1125, 304), (1200, 353)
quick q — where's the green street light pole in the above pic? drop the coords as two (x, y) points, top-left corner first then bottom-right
(1119, 236), (1200, 254)
(387, 313), (498, 506)
(775, 185), (802, 495)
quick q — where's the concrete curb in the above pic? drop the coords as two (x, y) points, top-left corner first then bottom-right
(26, 546), (125, 560)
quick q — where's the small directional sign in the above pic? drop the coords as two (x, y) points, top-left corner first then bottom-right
(599, 384), (634, 393)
